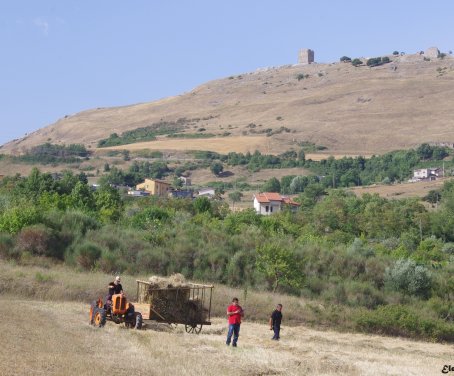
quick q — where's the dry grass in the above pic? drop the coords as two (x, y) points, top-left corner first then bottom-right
(0, 298), (451, 376)
(350, 178), (450, 199)
(1, 260), (452, 375)
(3, 55), (454, 156)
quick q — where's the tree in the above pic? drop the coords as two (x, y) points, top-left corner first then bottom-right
(228, 191), (243, 210)
(210, 162), (224, 176)
(385, 259), (432, 299)
(256, 241), (303, 292)
(94, 185), (123, 222)
(351, 58), (363, 67)
(416, 143), (433, 160)
(392, 51), (399, 55)
(262, 177), (281, 193)
(193, 196), (212, 214)
(297, 149), (306, 162)
(340, 56), (351, 62)
(172, 176), (183, 189)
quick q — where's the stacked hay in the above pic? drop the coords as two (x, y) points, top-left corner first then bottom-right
(142, 274), (208, 324)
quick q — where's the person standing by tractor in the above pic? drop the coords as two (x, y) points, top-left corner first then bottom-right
(269, 304), (283, 340)
(226, 297), (244, 347)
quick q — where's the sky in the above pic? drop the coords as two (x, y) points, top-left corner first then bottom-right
(1, 0), (453, 145)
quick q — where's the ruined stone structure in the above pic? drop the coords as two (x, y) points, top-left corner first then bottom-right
(298, 49), (314, 64)
(424, 47), (440, 59)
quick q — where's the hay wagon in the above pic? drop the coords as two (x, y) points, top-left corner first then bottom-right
(134, 280), (213, 334)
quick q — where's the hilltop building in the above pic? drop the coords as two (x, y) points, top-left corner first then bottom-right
(298, 49), (314, 64)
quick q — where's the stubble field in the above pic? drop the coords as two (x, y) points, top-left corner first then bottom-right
(1, 297), (451, 376)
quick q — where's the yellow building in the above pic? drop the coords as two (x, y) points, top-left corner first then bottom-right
(136, 178), (171, 197)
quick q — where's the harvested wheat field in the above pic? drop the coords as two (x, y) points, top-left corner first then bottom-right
(350, 178), (451, 199)
(0, 298), (450, 376)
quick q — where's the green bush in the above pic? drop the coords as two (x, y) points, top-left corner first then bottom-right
(385, 259), (432, 298)
(0, 232), (14, 259)
(354, 304), (454, 341)
(0, 205), (42, 234)
(74, 242), (103, 270)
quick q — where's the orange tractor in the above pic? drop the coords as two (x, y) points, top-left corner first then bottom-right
(89, 293), (143, 329)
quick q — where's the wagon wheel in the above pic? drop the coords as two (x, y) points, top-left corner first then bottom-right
(185, 324), (203, 334)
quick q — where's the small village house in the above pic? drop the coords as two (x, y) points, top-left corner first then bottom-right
(253, 192), (300, 215)
(412, 167), (443, 181)
(136, 178), (171, 197)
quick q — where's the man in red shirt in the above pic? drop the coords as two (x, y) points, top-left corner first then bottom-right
(226, 297), (244, 347)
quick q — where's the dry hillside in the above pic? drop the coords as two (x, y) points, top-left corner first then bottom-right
(2, 52), (454, 156)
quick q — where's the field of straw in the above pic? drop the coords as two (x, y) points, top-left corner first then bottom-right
(0, 297), (450, 376)
(0, 261), (452, 375)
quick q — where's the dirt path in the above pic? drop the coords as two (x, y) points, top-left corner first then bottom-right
(0, 298), (451, 376)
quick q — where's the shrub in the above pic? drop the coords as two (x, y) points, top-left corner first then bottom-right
(15, 224), (60, 259)
(385, 259), (432, 298)
(351, 58), (363, 67)
(392, 51), (399, 55)
(193, 197), (212, 214)
(0, 232), (14, 259)
(74, 242), (103, 270)
(0, 205), (42, 234)
(339, 56), (351, 62)
(354, 305), (454, 341)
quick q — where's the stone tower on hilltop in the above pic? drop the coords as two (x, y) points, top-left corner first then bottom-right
(298, 49), (314, 64)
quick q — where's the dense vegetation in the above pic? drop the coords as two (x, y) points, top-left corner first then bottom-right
(0, 167), (453, 341)
(7, 143), (89, 164)
(96, 143), (452, 193)
(97, 116), (219, 147)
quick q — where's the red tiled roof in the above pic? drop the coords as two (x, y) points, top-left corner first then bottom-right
(282, 196), (300, 206)
(254, 192), (300, 206)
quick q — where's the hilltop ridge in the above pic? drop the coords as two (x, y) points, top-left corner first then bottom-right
(2, 51), (454, 155)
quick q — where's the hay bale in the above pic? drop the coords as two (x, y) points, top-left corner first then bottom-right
(143, 274), (208, 323)
(148, 273), (189, 289)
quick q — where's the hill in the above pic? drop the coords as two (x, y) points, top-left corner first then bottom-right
(2, 52), (454, 156)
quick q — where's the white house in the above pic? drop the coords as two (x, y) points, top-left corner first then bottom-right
(413, 168), (443, 181)
(253, 192), (300, 215)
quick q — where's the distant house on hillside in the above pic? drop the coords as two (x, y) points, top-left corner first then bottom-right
(411, 168), (443, 182)
(253, 192), (300, 215)
(136, 178), (171, 197)
(198, 187), (215, 198)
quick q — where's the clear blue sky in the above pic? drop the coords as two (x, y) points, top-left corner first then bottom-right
(1, 1), (453, 145)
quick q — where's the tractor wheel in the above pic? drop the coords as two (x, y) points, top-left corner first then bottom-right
(93, 307), (106, 328)
(134, 312), (143, 330)
(89, 301), (98, 325)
